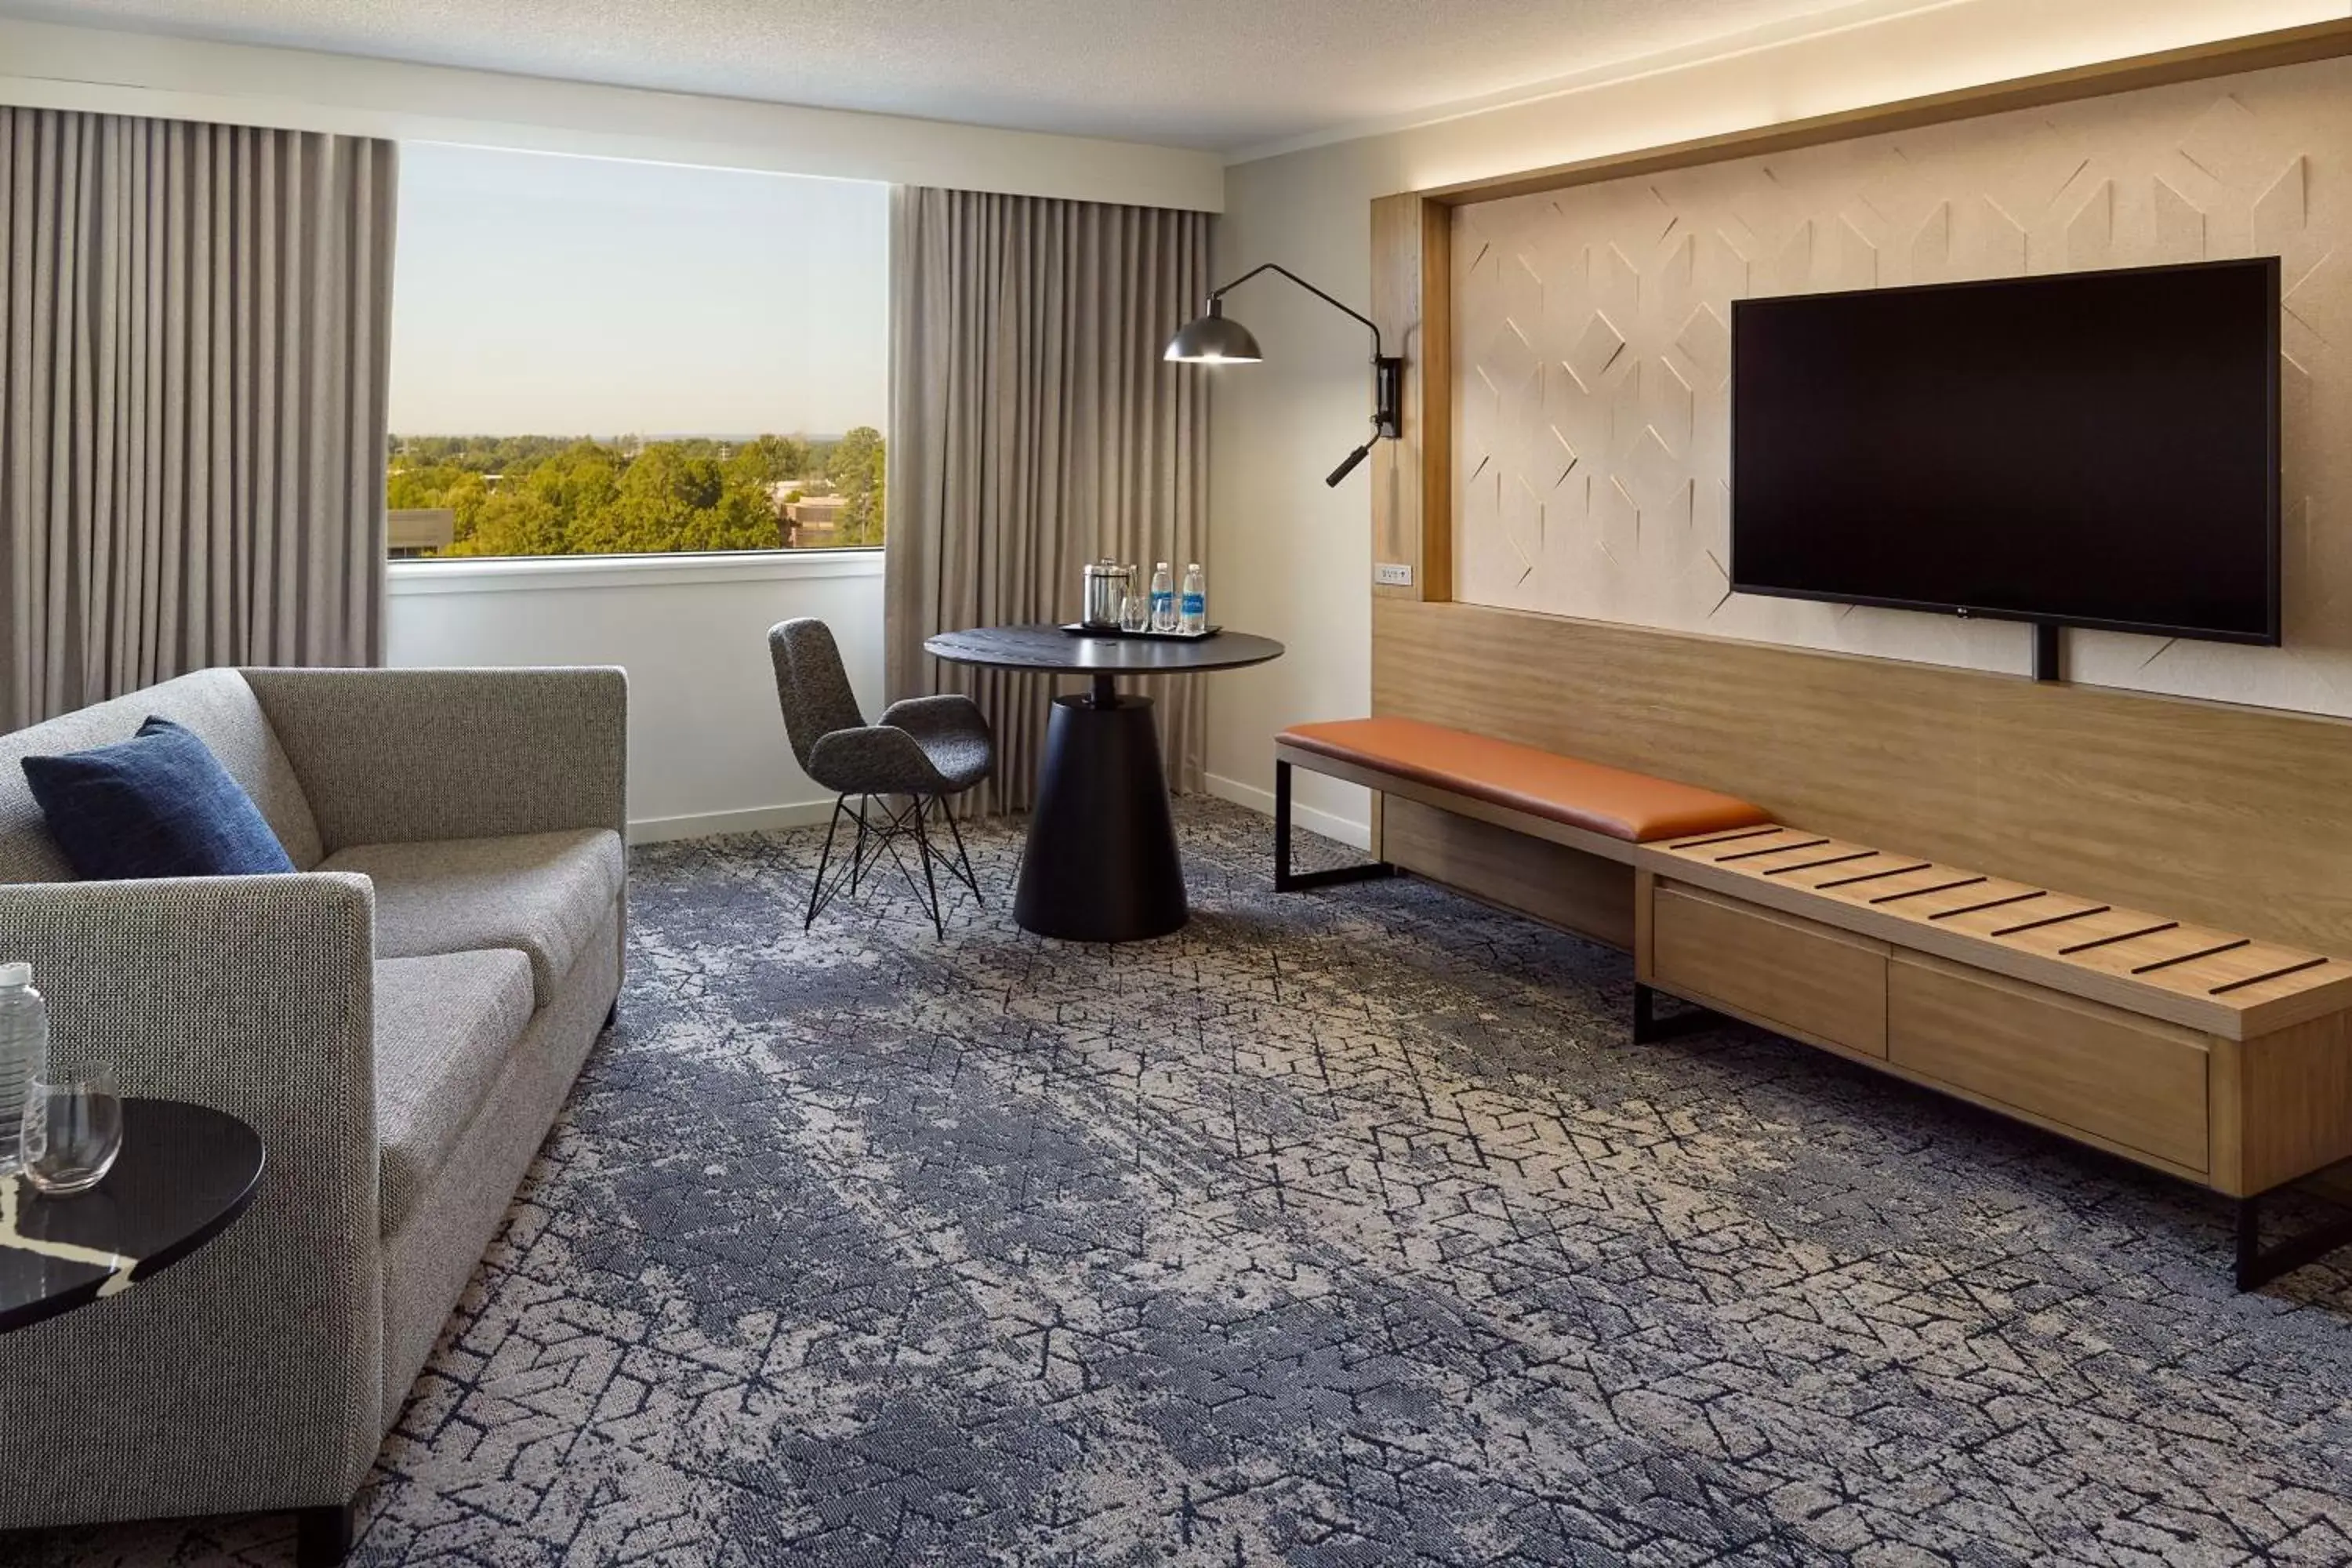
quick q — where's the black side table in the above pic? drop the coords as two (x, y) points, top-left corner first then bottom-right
(925, 623), (1286, 942)
(0, 1098), (264, 1334)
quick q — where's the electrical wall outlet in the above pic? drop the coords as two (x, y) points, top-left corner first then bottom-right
(1374, 562), (1414, 586)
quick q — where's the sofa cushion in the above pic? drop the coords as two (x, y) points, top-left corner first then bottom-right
(0, 669), (325, 883)
(321, 829), (624, 1007)
(374, 948), (537, 1237)
(20, 717), (299, 880)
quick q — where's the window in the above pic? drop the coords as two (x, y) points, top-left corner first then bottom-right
(387, 146), (887, 559)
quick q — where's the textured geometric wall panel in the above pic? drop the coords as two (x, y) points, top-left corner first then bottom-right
(1454, 55), (2352, 713)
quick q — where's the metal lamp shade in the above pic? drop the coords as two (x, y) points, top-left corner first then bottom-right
(1163, 311), (1263, 363)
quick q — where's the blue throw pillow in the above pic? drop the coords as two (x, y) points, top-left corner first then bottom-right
(21, 717), (297, 880)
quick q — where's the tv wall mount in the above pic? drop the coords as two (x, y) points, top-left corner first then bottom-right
(2034, 623), (2063, 683)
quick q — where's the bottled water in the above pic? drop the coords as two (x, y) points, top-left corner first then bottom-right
(0, 963), (48, 1178)
(1180, 564), (1207, 633)
(1149, 562), (1176, 633)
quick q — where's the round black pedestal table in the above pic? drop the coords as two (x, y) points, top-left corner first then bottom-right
(0, 1098), (264, 1334)
(924, 623), (1286, 942)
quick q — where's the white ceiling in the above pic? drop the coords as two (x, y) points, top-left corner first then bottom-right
(0, 0), (1936, 154)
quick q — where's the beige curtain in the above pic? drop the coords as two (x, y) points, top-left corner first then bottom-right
(0, 108), (396, 733)
(886, 187), (1210, 816)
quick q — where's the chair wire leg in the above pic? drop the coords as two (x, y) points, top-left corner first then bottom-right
(849, 794), (873, 893)
(806, 793), (849, 929)
(870, 794), (920, 898)
(909, 795), (946, 939)
(814, 787), (973, 939)
(940, 799), (982, 902)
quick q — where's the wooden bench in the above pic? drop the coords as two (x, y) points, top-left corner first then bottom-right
(1276, 717), (2352, 1289)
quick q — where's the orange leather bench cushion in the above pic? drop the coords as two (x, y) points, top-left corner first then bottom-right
(1280, 717), (1770, 844)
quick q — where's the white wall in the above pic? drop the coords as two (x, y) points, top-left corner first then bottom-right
(387, 554), (883, 841)
(1205, 0), (2347, 846)
(0, 17), (1223, 212)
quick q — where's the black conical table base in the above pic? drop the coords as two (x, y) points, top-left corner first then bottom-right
(924, 622), (1286, 944)
(1014, 694), (1188, 942)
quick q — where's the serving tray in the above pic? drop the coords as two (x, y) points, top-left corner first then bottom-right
(1060, 622), (1222, 641)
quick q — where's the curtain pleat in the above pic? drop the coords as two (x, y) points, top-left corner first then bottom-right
(0, 107), (396, 733)
(885, 187), (1211, 817)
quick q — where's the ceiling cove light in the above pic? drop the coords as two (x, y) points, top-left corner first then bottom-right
(1164, 263), (1403, 486)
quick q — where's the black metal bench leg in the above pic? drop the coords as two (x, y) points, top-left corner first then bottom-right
(296, 1501), (354, 1567)
(1631, 982), (1720, 1044)
(2236, 1188), (2352, 1291)
(1273, 759), (1396, 893)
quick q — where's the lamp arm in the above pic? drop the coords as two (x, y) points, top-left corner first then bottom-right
(1205, 263), (1385, 360)
(1192, 260), (1402, 485)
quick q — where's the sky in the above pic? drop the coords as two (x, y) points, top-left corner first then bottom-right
(389, 144), (888, 437)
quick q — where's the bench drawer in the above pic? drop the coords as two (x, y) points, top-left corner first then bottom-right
(1651, 882), (1889, 1057)
(1888, 951), (2209, 1173)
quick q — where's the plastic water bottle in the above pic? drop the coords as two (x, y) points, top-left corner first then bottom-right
(0, 963), (49, 1178)
(1150, 562), (1176, 632)
(1180, 564), (1207, 633)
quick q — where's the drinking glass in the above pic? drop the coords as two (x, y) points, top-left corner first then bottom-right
(23, 1066), (122, 1195)
(1120, 590), (1152, 633)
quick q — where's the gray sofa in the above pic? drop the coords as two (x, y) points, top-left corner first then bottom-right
(0, 666), (627, 1561)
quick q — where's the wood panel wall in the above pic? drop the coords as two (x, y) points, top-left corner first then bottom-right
(1374, 596), (2352, 960)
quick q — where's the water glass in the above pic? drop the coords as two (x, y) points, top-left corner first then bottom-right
(23, 1066), (122, 1196)
(1120, 590), (1152, 633)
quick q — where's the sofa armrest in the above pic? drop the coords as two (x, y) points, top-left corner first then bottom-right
(242, 666), (628, 851)
(0, 872), (384, 1523)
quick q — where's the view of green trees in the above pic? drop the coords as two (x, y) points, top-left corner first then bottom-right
(386, 429), (885, 557)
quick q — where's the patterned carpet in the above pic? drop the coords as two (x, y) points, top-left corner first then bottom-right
(32, 797), (2352, 1566)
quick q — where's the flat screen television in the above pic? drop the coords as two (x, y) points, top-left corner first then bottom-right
(1730, 257), (2281, 645)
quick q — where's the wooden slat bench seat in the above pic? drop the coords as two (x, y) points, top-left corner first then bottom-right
(1273, 716), (2352, 1290)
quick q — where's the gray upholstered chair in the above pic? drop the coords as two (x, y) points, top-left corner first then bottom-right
(768, 618), (993, 937)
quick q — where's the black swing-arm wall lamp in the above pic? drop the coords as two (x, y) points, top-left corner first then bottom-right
(1163, 262), (1403, 487)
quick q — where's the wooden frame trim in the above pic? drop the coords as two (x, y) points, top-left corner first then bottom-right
(1369, 193), (1452, 603)
(1415, 19), (2352, 206)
